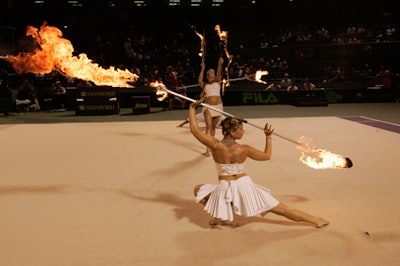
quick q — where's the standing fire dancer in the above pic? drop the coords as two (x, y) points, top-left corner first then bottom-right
(198, 56), (224, 157)
(189, 98), (329, 228)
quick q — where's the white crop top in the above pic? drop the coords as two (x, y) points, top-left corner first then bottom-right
(216, 163), (244, 176)
(204, 82), (221, 97)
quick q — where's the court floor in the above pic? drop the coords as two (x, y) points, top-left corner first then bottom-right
(0, 103), (399, 265)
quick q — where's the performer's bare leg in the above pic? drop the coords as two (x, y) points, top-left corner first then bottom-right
(194, 185), (208, 205)
(203, 110), (212, 157)
(177, 119), (189, 128)
(210, 116), (220, 137)
(194, 185), (237, 227)
(269, 203), (329, 228)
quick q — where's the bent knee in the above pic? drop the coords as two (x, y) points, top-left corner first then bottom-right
(193, 184), (203, 196)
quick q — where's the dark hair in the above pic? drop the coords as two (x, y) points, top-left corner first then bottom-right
(221, 117), (242, 137)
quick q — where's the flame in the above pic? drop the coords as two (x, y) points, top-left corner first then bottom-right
(297, 136), (351, 169)
(4, 23), (139, 88)
(215, 24), (233, 90)
(299, 149), (349, 169)
(214, 24), (227, 41)
(149, 81), (168, 101)
(194, 30), (206, 58)
(255, 70), (269, 84)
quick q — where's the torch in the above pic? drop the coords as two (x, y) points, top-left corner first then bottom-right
(194, 29), (206, 64)
(215, 24), (233, 93)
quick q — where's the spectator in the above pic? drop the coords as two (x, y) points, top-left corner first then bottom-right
(0, 70), (15, 116)
(265, 79), (281, 90)
(51, 80), (67, 111)
(15, 77), (40, 112)
(376, 65), (393, 89)
(164, 65), (184, 110)
(287, 80), (299, 91)
(76, 79), (93, 89)
(303, 78), (316, 90)
(280, 73), (292, 90)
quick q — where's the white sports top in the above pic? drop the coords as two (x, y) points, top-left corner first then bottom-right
(204, 82), (221, 97)
(215, 163), (244, 176)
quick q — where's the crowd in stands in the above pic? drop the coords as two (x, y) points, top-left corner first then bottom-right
(82, 20), (399, 89)
(1, 3), (400, 114)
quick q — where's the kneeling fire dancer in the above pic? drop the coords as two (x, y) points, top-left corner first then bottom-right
(189, 98), (329, 228)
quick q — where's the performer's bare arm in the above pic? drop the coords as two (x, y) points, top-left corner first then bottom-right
(245, 123), (274, 161)
(216, 57), (223, 82)
(189, 99), (219, 150)
(198, 61), (205, 89)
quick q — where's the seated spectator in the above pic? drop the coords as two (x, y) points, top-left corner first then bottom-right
(376, 65), (393, 89)
(265, 79), (281, 90)
(303, 78), (316, 90)
(280, 73), (292, 90)
(287, 80), (299, 92)
(15, 77), (40, 112)
(76, 79), (93, 89)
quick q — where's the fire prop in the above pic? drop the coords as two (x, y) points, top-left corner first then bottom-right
(192, 25), (267, 92)
(151, 82), (352, 169)
(215, 24), (233, 93)
(167, 69), (269, 92)
(194, 29), (206, 63)
(296, 137), (353, 169)
(254, 70), (269, 84)
(3, 23), (139, 87)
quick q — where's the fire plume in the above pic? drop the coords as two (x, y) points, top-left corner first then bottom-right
(297, 136), (352, 169)
(4, 23), (138, 87)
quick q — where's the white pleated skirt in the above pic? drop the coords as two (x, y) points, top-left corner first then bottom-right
(195, 175), (280, 221)
(202, 103), (223, 117)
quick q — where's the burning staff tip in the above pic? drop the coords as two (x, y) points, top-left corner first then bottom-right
(345, 157), (353, 168)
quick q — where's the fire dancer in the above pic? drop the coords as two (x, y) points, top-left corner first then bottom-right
(198, 56), (224, 157)
(189, 99), (329, 228)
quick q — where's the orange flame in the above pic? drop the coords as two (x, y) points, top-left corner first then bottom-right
(215, 24), (233, 90)
(4, 23), (139, 88)
(297, 136), (351, 169)
(255, 70), (269, 84)
(214, 24), (227, 41)
(149, 81), (168, 101)
(299, 149), (350, 169)
(194, 30), (206, 59)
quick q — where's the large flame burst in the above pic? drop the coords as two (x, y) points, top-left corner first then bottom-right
(4, 23), (138, 87)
